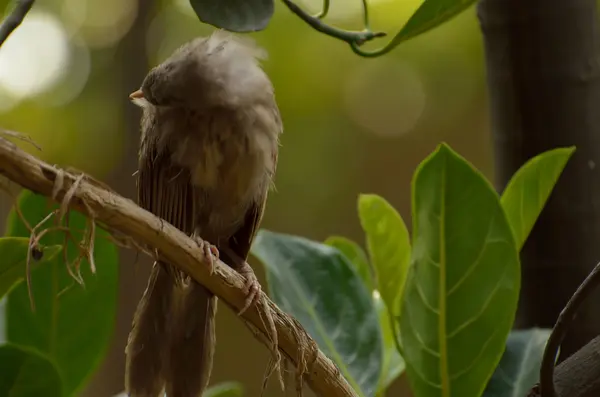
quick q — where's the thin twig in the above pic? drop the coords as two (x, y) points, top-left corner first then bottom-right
(0, 129), (41, 150)
(539, 261), (600, 397)
(0, 0), (35, 48)
(281, 0), (385, 46)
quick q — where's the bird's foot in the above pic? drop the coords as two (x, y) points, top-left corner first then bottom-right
(193, 235), (219, 275)
(235, 261), (261, 315)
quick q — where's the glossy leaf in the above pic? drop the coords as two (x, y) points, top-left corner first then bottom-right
(386, 0), (477, 48)
(374, 292), (405, 392)
(483, 328), (550, 397)
(252, 230), (383, 397)
(4, 191), (119, 396)
(0, 344), (62, 397)
(189, 0), (274, 32)
(0, 237), (62, 298)
(401, 144), (520, 397)
(501, 147), (574, 250)
(325, 235), (374, 291)
(358, 194), (411, 318)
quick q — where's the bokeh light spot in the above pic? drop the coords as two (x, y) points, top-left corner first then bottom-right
(0, 12), (70, 100)
(343, 58), (426, 137)
(62, 0), (138, 48)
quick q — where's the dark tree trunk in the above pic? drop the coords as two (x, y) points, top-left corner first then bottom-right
(477, 0), (600, 360)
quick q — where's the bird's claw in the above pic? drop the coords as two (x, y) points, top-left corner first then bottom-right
(236, 261), (261, 315)
(193, 236), (219, 275)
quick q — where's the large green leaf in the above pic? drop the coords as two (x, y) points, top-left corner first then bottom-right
(483, 328), (550, 397)
(4, 191), (119, 396)
(0, 343), (62, 397)
(0, 237), (62, 298)
(325, 235), (374, 291)
(189, 0), (274, 32)
(500, 147), (574, 250)
(358, 194), (411, 318)
(252, 230), (383, 397)
(400, 144), (520, 397)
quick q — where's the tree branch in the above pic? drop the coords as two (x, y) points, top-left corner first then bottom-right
(0, 0), (34, 48)
(0, 136), (358, 397)
(528, 336), (600, 397)
(538, 262), (600, 397)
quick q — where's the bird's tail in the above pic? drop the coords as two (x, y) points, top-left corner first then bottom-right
(125, 262), (217, 397)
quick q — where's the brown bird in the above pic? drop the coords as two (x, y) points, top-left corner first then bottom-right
(125, 31), (282, 397)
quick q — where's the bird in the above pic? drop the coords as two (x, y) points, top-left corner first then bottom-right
(124, 30), (282, 397)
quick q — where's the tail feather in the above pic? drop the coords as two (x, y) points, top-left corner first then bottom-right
(165, 281), (217, 397)
(126, 262), (173, 396)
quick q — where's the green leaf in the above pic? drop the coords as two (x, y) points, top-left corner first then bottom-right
(401, 144), (520, 397)
(0, 237), (62, 298)
(401, 0), (476, 41)
(382, 0), (476, 51)
(483, 328), (550, 397)
(0, 343), (62, 397)
(374, 292), (405, 392)
(358, 194), (411, 319)
(112, 381), (243, 397)
(252, 230), (383, 397)
(189, 0), (274, 32)
(205, 381), (244, 397)
(500, 147), (574, 250)
(4, 191), (119, 396)
(325, 236), (374, 291)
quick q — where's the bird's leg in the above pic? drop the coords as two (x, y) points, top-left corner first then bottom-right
(192, 234), (219, 275)
(219, 246), (262, 315)
(234, 260), (261, 315)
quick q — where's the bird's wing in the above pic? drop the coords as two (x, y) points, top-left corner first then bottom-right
(137, 139), (197, 282)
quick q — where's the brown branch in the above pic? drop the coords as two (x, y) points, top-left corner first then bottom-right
(0, 136), (357, 397)
(538, 261), (600, 397)
(528, 336), (600, 397)
(0, 0), (35, 48)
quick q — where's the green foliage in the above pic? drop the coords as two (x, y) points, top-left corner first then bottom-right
(325, 235), (374, 290)
(254, 143), (570, 397)
(374, 293), (405, 392)
(483, 329), (551, 397)
(0, 237), (62, 298)
(358, 194), (410, 318)
(204, 381), (245, 397)
(394, 0), (478, 43)
(188, 0), (274, 32)
(3, 191), (119, 396)
(113, 381), (244, 397)
(401, 144), (520, 397)
(0, 344), (62, 397)
(500, 147), (575, 250)
(252, 230), (384, 397)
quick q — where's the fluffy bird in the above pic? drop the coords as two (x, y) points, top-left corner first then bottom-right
(125, 31), (282, 397)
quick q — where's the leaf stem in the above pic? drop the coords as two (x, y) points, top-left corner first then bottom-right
(315, 0), (330, 19)
(281, 0), (386, 47)
(0, 0), (35, 49)
(388, 307), (403, 356)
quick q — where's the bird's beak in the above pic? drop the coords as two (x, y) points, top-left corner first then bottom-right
(129, 89), (150, 108)
(129, 89), (144, 100)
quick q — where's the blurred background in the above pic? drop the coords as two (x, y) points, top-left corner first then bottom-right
(0, 0), (494, 396)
